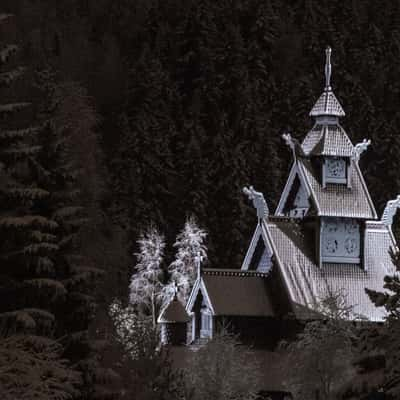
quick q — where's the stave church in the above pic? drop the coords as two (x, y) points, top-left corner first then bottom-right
(158, 47), (399, 351)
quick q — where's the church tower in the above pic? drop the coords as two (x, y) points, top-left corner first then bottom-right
(186, 46), (400, 335)
(275, 47), (377, 267)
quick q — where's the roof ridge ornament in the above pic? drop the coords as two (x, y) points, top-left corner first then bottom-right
(243, 186), (269, 220)
(309, 47), (345, 118)
(352, 139), (371, 162)
(195, 251), (204, 279)
(325, 46), (332, 91)
(282, 132), (306, 159)
(382, 195), (400, 228)
(173, 281), (179, 299)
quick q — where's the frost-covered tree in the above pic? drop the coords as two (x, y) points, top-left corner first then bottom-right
(167, 216), (207, 302)
(129, 226), (166, 327)
(109, 300), (160, 361)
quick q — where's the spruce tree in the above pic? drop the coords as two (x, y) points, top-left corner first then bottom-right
(0, 14), (82, 399)
(35, 71), (122, 400)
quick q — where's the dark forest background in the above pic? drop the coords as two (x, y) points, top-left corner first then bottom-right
(5, 0), (400, 271)
(2, 0), (400, 398)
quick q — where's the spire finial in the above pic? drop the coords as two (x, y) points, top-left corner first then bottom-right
(325, 46), (332, 90)
(173, 281), (178, 299)
(195, 251), (203, 279)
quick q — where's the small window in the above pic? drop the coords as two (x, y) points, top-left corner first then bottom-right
(321, 217), (360, 264)
(200, 311), (212, 338)
(323, 157), (347, 184)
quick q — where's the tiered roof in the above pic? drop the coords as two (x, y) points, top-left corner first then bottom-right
(186, 47), (398, 326)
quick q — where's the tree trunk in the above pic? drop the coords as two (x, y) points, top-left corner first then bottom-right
(152, 290), (156, 328)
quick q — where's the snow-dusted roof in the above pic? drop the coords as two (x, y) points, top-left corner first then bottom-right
(298, 158), (377, 219)
(264, 218), (397, 321)
(302, 124), (354, 157)
(309, 90), (345, 117)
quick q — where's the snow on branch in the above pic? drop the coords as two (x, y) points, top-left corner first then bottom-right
(129, 226), (167, 327)
(166, 216), (207, 303)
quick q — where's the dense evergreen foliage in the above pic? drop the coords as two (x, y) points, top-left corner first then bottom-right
(4, 0), (400, 267)
(2, 1), (400, 398)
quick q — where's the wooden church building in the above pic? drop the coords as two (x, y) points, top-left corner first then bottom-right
(161, 47), (400, 347)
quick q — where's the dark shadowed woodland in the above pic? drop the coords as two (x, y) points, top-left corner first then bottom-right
(1, 1), (400, 399)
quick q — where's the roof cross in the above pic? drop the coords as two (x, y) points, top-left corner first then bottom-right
(325, 46), (332, 90)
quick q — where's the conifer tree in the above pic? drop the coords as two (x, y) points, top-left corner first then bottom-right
(0, 14), (83, 400)
(35, 71), (121, 400)
(0, 334), (81, 399)
(167, 216), (207, 302)
(129, 226), (167, 327)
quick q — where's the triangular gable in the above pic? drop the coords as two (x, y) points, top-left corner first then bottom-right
(241, 223), (273, 272)
(186, 276), (215, 315)
(309, 90), (345, 117)
(275, 161), (319, 217)
(298, 158), (377, 219)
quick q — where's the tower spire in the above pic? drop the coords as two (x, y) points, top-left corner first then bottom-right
(309, 46), (345, 119)
(325, 46), (332, 91)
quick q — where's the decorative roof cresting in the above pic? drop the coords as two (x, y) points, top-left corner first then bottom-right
(243, 186), (269, 220)
(382, 195), (400, 228)
(352, 139), (371, 162)
(309, 46), (346, 118)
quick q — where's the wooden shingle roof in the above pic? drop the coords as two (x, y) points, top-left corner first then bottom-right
(265, 218), (397, 321)
(309, 90), (345, 117)
(302, 124), (354, 157)
(298, 158), (377, 219)
(200, 269), (275, 317)
(158, 297), (190, 323)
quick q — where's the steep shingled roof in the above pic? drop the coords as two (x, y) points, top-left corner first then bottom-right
(158, 297), (190, 323)
(265, 218), (396, 321)
(302, 124), (354, 157)
(309, 90), (345, 117)
(201, 269), (275, 317)
(298, 158), (377, 219)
